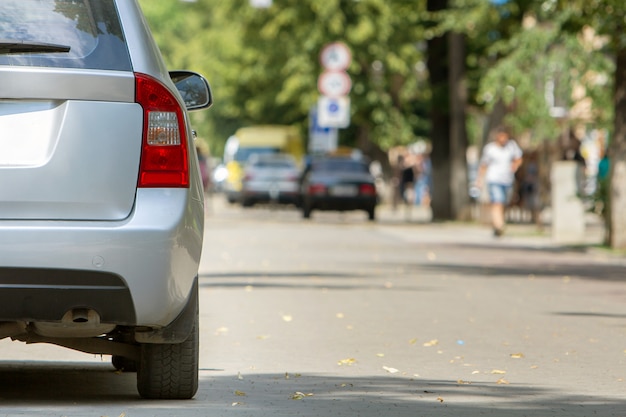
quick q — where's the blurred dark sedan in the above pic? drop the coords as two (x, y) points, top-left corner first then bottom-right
(300, 155), (378, 220)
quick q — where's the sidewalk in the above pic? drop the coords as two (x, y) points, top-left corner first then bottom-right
(375, 202), (606, 250)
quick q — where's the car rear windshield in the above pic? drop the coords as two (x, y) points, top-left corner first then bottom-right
(0, 0), (131, 71)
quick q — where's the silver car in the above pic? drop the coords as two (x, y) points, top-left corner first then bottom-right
(0, 0), (212, 399)
(240, 153), (301, 207)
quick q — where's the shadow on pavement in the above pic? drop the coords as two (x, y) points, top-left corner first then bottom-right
(0, 364), (623, 416)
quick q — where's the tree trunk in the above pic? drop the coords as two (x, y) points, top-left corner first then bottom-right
(427, 0), (451, 220)
(609, 46), (626, 248)
(448, 32), (470, 220)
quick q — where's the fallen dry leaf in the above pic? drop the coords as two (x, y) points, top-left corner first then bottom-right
(382, 366), (399, 374)
(338, 358), (357, 366)
(457, 379), (471, 385)
(234, 390), (246, 396)
(409, 338), (418, 345)
(282, 315), (293, 322)
(423, 339), (439, 347)
(215, 326), (229, 335)
(510, 353), (525, 359)
(231, 402), (243, 406)
(491, 369), (506, 374)
(291, 392), (313, 400)
(376, 353), (385, 357)
(496, 378), (510, 385)
(336, 313), (344, 319)
(437, 397), (444, 403)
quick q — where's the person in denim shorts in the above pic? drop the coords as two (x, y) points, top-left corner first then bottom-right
(476, 126), (523, 236)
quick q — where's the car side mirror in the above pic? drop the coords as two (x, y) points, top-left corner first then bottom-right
(169, 70), (213, 111)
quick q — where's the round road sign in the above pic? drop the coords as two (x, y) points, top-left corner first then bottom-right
(317, 70), (352, 97)
(320, 42), (352, 71)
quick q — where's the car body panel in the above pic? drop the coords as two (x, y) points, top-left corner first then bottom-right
(0, 188), (202, 327)
(0, 99), (142, 220)
(0, 0), (206, 331)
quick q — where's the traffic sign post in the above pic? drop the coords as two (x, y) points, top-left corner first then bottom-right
(317, 96), (350, 129)
(308, 105), (338, 153)
(310, 41), (352, 143)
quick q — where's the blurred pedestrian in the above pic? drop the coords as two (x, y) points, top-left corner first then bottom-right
(400, 156), (415, 205)
(413, 152), (432, 206)
(476, 126), (523, 236)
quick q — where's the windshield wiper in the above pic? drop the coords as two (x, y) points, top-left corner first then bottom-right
(0, 39), (71, 54)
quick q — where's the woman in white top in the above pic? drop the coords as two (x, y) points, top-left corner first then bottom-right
(476, 126), (523, 236)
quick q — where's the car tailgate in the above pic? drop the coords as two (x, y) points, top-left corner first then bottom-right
(0, 69), (141, 221)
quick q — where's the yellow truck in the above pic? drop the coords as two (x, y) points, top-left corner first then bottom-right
(223, 125), (304, 203)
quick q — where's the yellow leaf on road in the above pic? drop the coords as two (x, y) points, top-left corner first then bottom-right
(496, 378), (510, 385)
(510, 353), (525, 359)
(338, 358), (357, 366)
(491, 369), (506, 374)
(235, 390), (246, 396)
(423, 339), (439, 347)
(382, 366), (399, 374)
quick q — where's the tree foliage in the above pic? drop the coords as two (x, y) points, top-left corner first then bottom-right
(138, 0), (431, 158)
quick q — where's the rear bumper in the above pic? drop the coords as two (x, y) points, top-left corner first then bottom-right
(241, 189), (299, 204)
(0, 267), (135, 324)
(0, 188), (203, 328)
(305, 195), (377, 211)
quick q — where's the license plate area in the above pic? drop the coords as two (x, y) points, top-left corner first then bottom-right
(330, 185), (358, 197)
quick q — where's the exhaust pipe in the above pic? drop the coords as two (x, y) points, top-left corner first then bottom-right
(33, 308), (115, 338)
(71, 308), (90, 323)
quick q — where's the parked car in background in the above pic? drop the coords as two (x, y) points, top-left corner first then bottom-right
(240, 153), (301, 207)
(300, 154), (378, 220)
(0, 0), (212, 399)
(222, 125), (304, 203)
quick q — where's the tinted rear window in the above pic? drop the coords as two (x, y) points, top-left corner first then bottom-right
(0, 0), (131, 71)
(313, 159), (369, 173)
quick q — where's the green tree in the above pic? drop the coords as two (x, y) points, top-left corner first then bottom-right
(221, 0), (431, 166)
(554, 0), (626, 248)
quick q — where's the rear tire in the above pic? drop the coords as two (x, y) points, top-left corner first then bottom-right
(136, 302), (199, 399)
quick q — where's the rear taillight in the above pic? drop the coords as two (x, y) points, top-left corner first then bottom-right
(308, 184), (327, 195)
(135, 73), (189, 188)
(359, 183), (376, 196)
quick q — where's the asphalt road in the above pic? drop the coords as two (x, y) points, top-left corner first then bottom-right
(1, 196), (625, 416)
